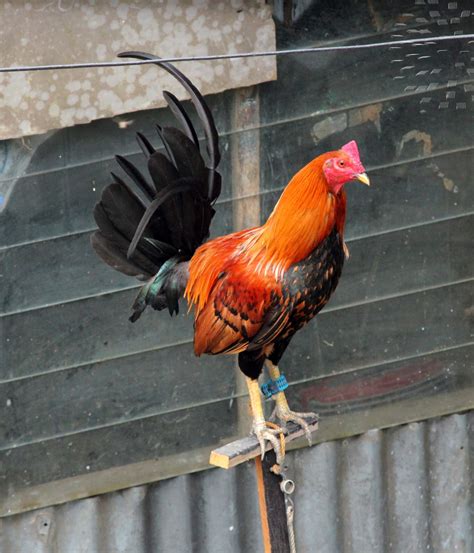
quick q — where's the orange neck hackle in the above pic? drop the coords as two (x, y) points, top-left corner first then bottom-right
(185, 152), (347, 312)
(244, 153), (346, 276)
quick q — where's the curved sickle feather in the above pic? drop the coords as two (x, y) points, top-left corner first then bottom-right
(118, 51), (221, 199)
(110, 172), (148, 209)
(127, 182), (197, 259)
(115, 155), (155, 201)
(163, 90), (200, 148)
(156, 124), (177, 166)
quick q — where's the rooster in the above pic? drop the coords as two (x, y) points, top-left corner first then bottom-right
(92, 52), (370, 464)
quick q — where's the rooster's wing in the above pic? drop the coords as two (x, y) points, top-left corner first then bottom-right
(193, 227), (345, 357)
(193, 269), (294, 356)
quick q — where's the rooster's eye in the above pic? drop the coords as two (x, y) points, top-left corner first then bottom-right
(338, 160), (345, 168)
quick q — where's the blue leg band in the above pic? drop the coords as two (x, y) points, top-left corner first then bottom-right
(261, 374), (289, 399)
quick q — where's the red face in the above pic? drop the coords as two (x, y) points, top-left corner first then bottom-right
(322, 140), (369, 194)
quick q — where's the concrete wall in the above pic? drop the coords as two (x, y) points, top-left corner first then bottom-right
(0, 0), (276, 139)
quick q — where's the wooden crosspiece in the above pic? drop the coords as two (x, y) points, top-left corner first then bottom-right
(209, 416), (318, 469)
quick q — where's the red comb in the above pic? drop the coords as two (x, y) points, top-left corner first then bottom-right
(341, 140), (361, 163)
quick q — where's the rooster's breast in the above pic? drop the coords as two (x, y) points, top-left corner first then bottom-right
(282, 226), (345, 334)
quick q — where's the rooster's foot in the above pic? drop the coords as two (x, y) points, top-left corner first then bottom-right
(271, 405), (317, 446)
(252, 420), (287, 465)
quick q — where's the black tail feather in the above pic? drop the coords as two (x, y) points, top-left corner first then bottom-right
(163, 90), (200, 148)
(127, 179), (198, 259)
(136, 132), (156, 158)
(118, 51), (221, 198)
(91, 233), (151, 280)
(160, 127), (206, 180)
(156, 124), (176, 166)
(93, 201), (159, 276)
(109, 171), (147, 209)
(91, 52), (222, 320)
(147, 151), (179, 193)
(115, 155), (155, 201)
(99, 182), (143, 239)
(142, 237), (177, 258)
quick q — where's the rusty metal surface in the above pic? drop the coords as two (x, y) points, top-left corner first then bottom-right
(1, 411), (472, 553)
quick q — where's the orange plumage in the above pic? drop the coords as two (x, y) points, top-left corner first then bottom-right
(186, 150), (351, 357)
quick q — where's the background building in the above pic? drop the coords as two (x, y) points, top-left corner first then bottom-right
(1, 1), (472, 551)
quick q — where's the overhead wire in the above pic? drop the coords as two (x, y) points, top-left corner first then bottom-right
(0, 34), (473, 74)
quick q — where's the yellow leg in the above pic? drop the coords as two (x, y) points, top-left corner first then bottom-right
(247, 376), (266, 423)
(266, 361), (291, 413)
(245, 377), (285, 465)
(265, 360), (317, 445)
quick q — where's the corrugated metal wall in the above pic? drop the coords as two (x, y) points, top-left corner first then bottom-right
(2, 411), (472, 553)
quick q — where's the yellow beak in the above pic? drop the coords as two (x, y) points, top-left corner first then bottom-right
(356, 172), (370, 186)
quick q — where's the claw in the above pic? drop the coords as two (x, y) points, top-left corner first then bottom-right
(253, 421), (286, 465)
(274, 408), (317, 446)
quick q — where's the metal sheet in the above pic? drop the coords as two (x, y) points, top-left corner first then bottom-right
(2, 412), (472, 553)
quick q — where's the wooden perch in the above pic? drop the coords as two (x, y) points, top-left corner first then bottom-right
(209, 415), (318, 469)
(210, 416), (318, 552)
(256, 450), (292, 553)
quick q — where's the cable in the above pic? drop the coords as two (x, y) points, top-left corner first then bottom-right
(0, 34), (473, 74)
